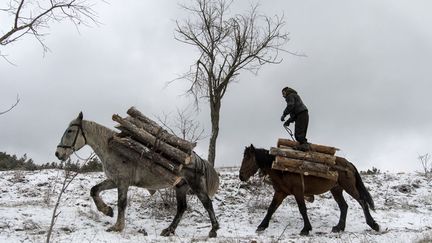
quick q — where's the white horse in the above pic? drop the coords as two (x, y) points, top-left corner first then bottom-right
(55, 112), (220, 237)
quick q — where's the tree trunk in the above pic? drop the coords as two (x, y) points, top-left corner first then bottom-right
(207, 100), (221, 167)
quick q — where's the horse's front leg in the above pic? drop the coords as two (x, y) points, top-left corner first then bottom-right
(257, 190), (287, 232)
(294, 193), (312, 235)
(107, 184), (129, 232)
(161, 180), (189, 237)
(90, 179), (117, 217)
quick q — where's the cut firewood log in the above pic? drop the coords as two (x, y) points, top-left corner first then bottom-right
(272, 156), (338, 181)
(110, 135), (183, 173)
(126, 107), (196, 153)
(270, 147), (336, 165)
(108, 138), (182, 186)
(277, 138), (338, 155)
(112, 114), (191, 165)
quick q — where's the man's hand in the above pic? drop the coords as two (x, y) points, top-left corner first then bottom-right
(284, 118), (294, 126)
(280, 115), (285, 122)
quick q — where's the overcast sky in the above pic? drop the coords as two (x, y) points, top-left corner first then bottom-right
(1, 0), (432, 172)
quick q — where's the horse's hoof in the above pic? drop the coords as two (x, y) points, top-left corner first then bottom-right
(106, 225), (122, 232)
(372, 222), (380, 232)
(256, 226), (267, 232)
(160, 228), (174, 237)
(331, 226), (344, 233)
(208, 230), (217, 238)
(300, 230), (309, 236)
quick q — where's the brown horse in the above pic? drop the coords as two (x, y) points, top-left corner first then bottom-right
(239, 144), (379, 235)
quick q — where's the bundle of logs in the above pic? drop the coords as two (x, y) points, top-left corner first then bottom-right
(270, 139), (339, 181)
(108, 107), (198, 186)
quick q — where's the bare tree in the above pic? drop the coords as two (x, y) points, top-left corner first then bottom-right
(0, 0), (99, 60)
(157, 106), (206, 144)
(0, 94), (20, 115)
(175, 0), (291, 166)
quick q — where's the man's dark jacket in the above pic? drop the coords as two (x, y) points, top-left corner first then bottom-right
(282, 88), (308, 120)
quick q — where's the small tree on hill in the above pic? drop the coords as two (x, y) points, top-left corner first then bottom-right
(175, 0), (291, 166)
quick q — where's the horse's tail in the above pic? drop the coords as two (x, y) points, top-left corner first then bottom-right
(191, 153), (220, 197)
(204, 161), (220, 197)
(351, 163), (375, 211)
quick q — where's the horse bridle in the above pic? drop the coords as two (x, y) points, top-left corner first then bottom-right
(57, 123), (87, 150)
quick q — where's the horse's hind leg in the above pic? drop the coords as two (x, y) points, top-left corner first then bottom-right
(257, 191), (287, 232)
(90, 179), (117, 217)
(107, 184), (129, 232)
(294, 193), (312, 235)
(330, 186), (348, 232)
(344, 184), (380, 231)
(191, 186), (219, 237)
(161, 180), (189, 237)
(357, 198), (379, 231)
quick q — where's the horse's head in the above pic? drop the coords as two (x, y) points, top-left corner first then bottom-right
(55, 112), (87, 161)
(239, 144), (260, 182)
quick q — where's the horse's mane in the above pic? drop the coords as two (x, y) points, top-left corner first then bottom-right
(253, 147), (275, 169)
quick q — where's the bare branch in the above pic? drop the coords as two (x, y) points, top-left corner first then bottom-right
(156, 106), (206, 143)
(0, 94), (20, 115)
(0, 0), (101, 59)
(46, 164), (79, 243)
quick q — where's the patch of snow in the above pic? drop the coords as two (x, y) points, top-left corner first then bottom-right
(0, 168), (431, 242)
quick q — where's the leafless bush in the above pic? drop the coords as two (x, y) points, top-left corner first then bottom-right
(43, 178), (57, 206)
(417, 231), (432, 243)
(240, 175), (273, 213)
(418, 153), (431, 179)
(138, 189), (178, 219)
(360, 167), (381, 175)
(158, 188), (177, 208)
(11, 169), (26, 183)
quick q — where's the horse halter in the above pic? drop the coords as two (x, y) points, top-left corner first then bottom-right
(57, 123), (87, 150)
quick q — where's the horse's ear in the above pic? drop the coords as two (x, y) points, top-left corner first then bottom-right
(78, 111), (83, 121)
(250, 144), (255, 151)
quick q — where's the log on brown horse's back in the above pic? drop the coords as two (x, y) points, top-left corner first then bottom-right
(239, 144), (379, 236)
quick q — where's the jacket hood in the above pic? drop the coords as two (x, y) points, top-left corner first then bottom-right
(284, 87), (298, 95)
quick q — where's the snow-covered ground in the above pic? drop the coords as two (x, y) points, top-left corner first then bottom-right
(0, 167), (431, 243)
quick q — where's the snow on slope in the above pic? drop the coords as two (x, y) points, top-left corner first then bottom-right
(0, 168), (431, 242)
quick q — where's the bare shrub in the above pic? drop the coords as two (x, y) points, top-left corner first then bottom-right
(240, 175), (273, 213)
(418, 153), (431, 179)
(360, 166), (381, 175)
(417, 231), (432, 243)
(11, 169), (26, 182)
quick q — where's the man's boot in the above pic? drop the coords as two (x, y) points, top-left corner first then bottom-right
(295, 142), (311, 152)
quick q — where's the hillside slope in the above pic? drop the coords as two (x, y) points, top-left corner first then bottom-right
(0, 168), (431, 242)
